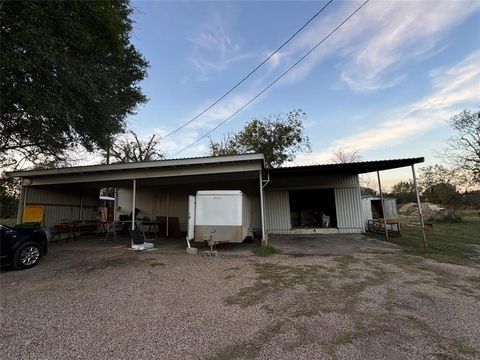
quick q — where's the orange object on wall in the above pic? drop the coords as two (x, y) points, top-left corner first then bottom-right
(22, 205), (44, 224)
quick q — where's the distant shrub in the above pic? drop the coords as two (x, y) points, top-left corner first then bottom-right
(253, 244), (279, 257)
(428, 211), (463, 223)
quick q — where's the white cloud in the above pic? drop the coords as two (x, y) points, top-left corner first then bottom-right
(274, 0), (480, 91)
(341, 0), (480, 91)
(172, 1), (478, 157)
(184, 93), (252, 130)
(187, 14), (253, 79)
(297, 50), (480, 165)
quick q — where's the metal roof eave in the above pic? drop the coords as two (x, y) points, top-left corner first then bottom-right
(6, 153), (265, 178)
(267, 157), (425, 176)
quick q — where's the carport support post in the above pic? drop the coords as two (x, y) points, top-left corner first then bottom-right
(259, 171), (266, 244)
(376, 171), (389, 241)
(132, 179), (136, 230)
(113, 188), (118, 221)
(17, 185), (26, 224)
(411, 164), (428, 251)
(166, 191), (169, 237)
(79, 192), (83, 221)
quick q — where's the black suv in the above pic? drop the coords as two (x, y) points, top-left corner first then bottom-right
(0, 224), (48, 270)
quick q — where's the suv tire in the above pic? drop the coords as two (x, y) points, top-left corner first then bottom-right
(12, 242), (42, 270)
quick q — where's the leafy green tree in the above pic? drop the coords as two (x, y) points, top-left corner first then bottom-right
(417, 165), (461, 206)
(461, 190), (480, 209)
(361, 187), (377, 196)
(0, 176), (21, 219)
(444, 110), (480, 186)
(209, 109), (311, 168)
(0, 0), (148, 169)
(418, 165), (457, 190)
(422, 183), (460, 207)
(389, 180), (417, 204)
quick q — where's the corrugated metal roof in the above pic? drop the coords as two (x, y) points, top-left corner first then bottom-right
(7, 153), (265, 178)
(268, 157), (425, 175)
(7, 154), (424, 179)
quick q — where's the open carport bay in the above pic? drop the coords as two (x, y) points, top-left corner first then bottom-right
(1, 238), (480, 360)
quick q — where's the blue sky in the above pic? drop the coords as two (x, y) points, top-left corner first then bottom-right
(124, 0), (480, 188)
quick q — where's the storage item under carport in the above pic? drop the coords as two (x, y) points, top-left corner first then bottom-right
(362, 196), (398, 220)
(188, 190), (252, 243)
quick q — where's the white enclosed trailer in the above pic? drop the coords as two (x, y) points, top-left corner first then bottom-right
(188, 190), (252, 243)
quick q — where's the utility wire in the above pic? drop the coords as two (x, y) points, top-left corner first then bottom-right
(173, 0), (370, 157)
(160, 0), (335, 140)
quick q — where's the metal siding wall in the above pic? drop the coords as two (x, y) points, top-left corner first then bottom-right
(269, 174), (359, 189)
(265, 190), (291, 234)
(335, 187), (364, 234)
(25, 187), (98, 226)
(384, 198), (398, 218)
(361, 198), (373, 223)
(117, 188), (132, 219)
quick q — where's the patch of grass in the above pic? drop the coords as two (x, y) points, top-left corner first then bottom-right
(371, 216), (480, 265)
(253, 244), (279, 257)
(226, 266), (241, 271)
(224, 263), (327, 307)
(335, 255), (361, 269)
(466, 276), (480, 290)
(149, 262), (165, 267)
(451, 337), (479, 357)
(207, 320), (286, 360)
(411, 290), (433, 301)
(427, 213), (463, 223)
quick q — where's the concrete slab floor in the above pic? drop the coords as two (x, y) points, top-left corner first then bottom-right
(46, 234), (259, 257)
(268, 233), (400, 256)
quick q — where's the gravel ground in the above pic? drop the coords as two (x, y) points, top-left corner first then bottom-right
(1, 239), (479, 359)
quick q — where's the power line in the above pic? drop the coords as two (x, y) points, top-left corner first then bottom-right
(173, 0), (370, 157)
(160, 0), (335, 140)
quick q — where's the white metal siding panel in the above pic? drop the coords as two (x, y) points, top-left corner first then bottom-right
(269, 174), (359, 189)
(117, 187), (157, 220)
(117, 188), (132, 218)
(362, 198), (373, 223)
(265, 190), (291, 234)
(384, 198), (398, 218)
(335, 187), (364, 233)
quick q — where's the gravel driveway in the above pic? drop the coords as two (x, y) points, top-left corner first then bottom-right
(1, 240), (479, 359)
